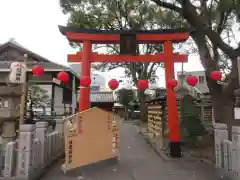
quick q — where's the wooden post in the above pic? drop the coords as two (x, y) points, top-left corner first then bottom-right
(79, 41), (91, 111)
(164, 41), (181, 158)
(78, 41), (91, 134)
(19, 54), (28, 125)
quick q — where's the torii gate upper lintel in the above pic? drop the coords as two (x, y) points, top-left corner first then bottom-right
(59, 25), (190, 158)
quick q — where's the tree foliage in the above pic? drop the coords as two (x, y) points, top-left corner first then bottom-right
(181, 95), (207, 146)
(59, 0), (189, 121)
(152, 0), (239, 77)
(60, 0), (240, 125)
(27, 85), (51, 119)
(59, 0), (187, 84)
(116, 88), (135, 120)
(117, 88), (135, 108)
(28, 85), (51, 107)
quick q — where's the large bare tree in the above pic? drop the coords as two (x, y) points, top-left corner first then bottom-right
(151, 0), (240, 139)
(59, 0), (186, 121)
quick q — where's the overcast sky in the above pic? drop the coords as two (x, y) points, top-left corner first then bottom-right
(0, 0), (206, 86)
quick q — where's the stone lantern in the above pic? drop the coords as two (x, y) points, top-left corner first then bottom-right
(0, 85), (22, 147)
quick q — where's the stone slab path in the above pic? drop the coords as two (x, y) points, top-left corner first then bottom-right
(41, 122), (221, 180)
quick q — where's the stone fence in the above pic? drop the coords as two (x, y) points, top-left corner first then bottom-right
(214, 123), (240, 179)
(0, 119), (65, 180)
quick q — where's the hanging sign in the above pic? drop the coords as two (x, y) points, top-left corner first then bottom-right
(52, 77), (61, 85)
(111, 115), (118, 154)
(107, 113), (111, 130)
(67, 140), (73, 164)
(9, 62), (27, 84)
(112, 132), (119, 154)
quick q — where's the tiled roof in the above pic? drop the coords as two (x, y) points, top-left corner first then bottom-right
(0, 40), (79, 79)
(90, 91), (116, 103)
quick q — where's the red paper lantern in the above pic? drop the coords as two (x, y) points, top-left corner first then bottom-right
(32, 65), (44, 76)
(57, 71), (69, 84)
(210, 71), (222, 81)
(137, 80), (149, 90)
(167, 79), (178, 89)
(108, 79), (119, 90)
(80, 76), (91, 87)
(186, 75), (198, 86)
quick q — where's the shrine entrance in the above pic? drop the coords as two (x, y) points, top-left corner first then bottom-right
(59, 26), (189, 158)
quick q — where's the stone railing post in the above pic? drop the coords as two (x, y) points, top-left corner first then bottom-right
(35, 122), (48, 168)
(32, 138), (41, 173)
(214, 123), (228, 169)
(232, 126), (240, 177)
(222, 140), (232, 172)
(46, 133), (52, 165)
(55, 118), (64, 135)
(55, 119), (64, 151)
(3, 141), (17, 177)
(17, 124), (35, 179)
(52, 132), (57, 156)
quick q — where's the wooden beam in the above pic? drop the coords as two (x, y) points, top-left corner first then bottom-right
(68, 52), (188, 63)
(66, 32), (189, 44)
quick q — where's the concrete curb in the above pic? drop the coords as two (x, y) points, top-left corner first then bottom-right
(134, 123), (214, 162)
(135, 122), (240, 180)
(216, 168), (240, 180)
(137, 126), (240, 180)
(140, 132), (170, 161)
(35, 153), (65, 180)
(139, 130), (214, 162)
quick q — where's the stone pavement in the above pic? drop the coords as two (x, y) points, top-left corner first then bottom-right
(41, 122), (221, 180)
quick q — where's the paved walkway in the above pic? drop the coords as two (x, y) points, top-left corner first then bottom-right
(41, 123), (220, 180)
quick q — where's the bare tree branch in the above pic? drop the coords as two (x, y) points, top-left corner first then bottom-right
(147, 63), (157, 78)
(153, 0), (239, 59)
(152, 0), (182, 12)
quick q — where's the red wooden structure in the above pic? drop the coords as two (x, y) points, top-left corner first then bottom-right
(59, 26), (189, 157)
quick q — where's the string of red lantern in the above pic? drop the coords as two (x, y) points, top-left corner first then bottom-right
(138, 80), (148, 90)
(108, 79), (119, 90)
(210, 71), (222, 81)
(167, 79), (178, 89)
(185, 71), (222, 87)
(32, 65), (44, 76)
(186, 75), (198, 86)
(80, 76), (91, 87)
(57, 71), (70, 84)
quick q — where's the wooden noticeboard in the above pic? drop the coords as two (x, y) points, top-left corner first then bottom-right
(64, 107), (120, 172)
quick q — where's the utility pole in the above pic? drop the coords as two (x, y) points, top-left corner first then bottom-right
(19, 54), (28, 125)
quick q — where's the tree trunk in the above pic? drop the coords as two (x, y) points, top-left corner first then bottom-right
(212, 93), (235, 140)
(124, 107), (129, 121)
(191, 31), (240, 141)
(138, 90), (147, 122)
(206, 57), (239, 141)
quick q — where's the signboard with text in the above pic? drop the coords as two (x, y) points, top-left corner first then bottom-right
(9, 62), (27, 84)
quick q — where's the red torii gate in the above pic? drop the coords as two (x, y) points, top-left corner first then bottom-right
(59, 26), (189, 157)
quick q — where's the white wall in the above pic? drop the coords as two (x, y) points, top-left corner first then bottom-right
(72, 76), (77, 113)
(53, 86), (65, 115)
(28, 84), (52, 115)
(91, 73), (106, 88)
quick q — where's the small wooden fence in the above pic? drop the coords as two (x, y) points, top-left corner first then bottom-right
(146, 97), (166, 139)
(146, 95), (213, 147)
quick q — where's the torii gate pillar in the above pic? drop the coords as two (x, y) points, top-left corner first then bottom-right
(164, 41), (180, 155)
(79, 41), (92, 111)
